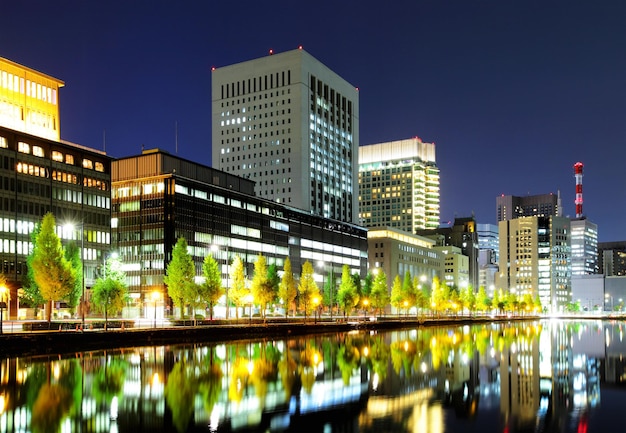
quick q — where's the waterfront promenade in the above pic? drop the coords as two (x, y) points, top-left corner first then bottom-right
(0, 314), (551, 358)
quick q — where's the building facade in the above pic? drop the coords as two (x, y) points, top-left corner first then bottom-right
(570, 217), (598, 276)
(0, 58), (112, 319)
(0, 57), (64, 141)
(112, 149), (367, 318)
(359, 137), (440, 232)
(368, 227), (443, 312)
(496, 193), (561, 222)
(598, 241), (626, 276)
(211, 48), (359, 224)
(497, 216), (571, 313)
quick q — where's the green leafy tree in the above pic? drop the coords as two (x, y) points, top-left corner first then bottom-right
(460, 285), (475, 316)
(298, 261), (320, 322)
(267, 263), (280, 309)
(30, 213), (76, 322)
(475, 286), (490, 313)
(362, 272), (373, 299)
(390, 275), (405, 314)
(337, 265), (359, 317)
(351, 272), (362, 297)
(91, 256), (129, 330)
(229, 255), (248, 319)
(412, 276), (428, 316)
(370, 270), (389, 317)
(64, 242), (83, 312)
(322, 267), (337, 315)
(278, 257), (297, 316)
(22, 224), (45, 311)
(164, 237), (195, 319)
(251, 254), (276, 318)
(533, 293), (543, 314)
(201, 254), (224, 320)
(430, 276), (450, 316)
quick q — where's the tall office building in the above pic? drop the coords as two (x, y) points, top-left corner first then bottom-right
(496, 192), (562, 222)
(570, 218), (598, 275)
(498, 216), (571, 312)
(212, 48), (359, 224)
(477, 223), (499, 292)
(0, 57), (112, 318)
(359, 137), (440, 232)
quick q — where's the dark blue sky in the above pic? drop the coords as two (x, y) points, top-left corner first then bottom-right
(4, 1), (625, 241)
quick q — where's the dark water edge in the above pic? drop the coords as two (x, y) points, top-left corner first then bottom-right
(0, 315), (543, 357)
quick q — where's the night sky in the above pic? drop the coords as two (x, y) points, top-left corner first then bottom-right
(3, 1), (625, 241)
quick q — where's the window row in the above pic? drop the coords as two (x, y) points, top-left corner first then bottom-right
(0, 70), (58, 105)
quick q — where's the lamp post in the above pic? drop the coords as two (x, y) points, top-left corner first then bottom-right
(151, 291), (159, 328)
(245, 293), (253, 325)
(0, 285), (6, 334)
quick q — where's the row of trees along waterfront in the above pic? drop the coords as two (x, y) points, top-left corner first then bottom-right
(20, 214), (543, 326)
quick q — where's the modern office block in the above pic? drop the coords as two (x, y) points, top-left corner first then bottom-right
(598, 241), (626, 276)
(496, 193), (561, 222)
(570, 218), (598, 276)
(359, 137), (440, 232)
(0, 57), (111, 319)
(112, 149), (367, 318)
(212, 48), (359, 224)
(498, 216), (571, 312)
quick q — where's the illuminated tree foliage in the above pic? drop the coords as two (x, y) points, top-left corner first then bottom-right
(336, 265), (358, 317)
(229, 255), (248, 319)
(278, 257), (297, 317)
(91, 256), (129, 329)
(164, 237), (196, 319)
(164, 361), (197, 433)
(370, 270), (389, 317)
(250, 254), (274, 318)
(298, 260), (320, 321)
(201, 254), (223, 320)
(30, 212), (76, 322)
(64, 241), (82, 311)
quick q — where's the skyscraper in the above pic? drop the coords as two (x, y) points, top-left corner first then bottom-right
(358, 137), (440, 232)
(498, 216), (571, 312)
(211, 48), (359, 224)
(570, 218), (598, 276)
(496, 192), (562, 222)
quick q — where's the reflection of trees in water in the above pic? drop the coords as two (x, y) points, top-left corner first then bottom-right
(31, 383), (72, 433)
(164, 360), (196, 433)
(93, 359), (127, 405)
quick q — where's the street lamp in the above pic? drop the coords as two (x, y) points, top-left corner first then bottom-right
(244, 293), (254, 324)
(151, 291), (159, 328)
(0, 285), (7, 334)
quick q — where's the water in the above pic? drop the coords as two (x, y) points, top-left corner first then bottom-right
(0, 319), (624, 433)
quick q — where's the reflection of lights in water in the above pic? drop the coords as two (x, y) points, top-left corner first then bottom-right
(404, 341), (409, 351)
(53, 362), (60, 380)
(362, 346), (369, 357)
(606, 328), (610, 347)
(421, 362), (427, 373)
(209, 406), (220, 432)
(490, 347), (496, 358)
(462, 353), (469, 365)
(110, 396), (118, 420)
(372, 372), (379, 391)
(0, 394), (5, 413)
(151, 373), (160, 387)
(510, 342), (517, 354)
(247, 361), (254, 375)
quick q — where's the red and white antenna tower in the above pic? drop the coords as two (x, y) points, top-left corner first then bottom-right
(574, 162), (583, 218)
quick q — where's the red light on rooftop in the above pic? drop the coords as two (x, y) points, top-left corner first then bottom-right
(269, 49), (274, 55)
(211, 66), (216, 71)
(298, 45), (303, 50)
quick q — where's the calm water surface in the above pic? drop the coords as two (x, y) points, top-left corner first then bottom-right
(0, 319), (624, 433)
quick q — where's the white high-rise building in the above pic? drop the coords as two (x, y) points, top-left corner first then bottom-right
(570, 218), (598, 276)
(211, 48), (359, 224)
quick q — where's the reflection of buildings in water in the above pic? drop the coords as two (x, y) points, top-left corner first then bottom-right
(500, 330), (540, 431)
(602, 322), (626, 385)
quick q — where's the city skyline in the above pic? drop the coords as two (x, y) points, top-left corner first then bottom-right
(3, 1), (624, 241)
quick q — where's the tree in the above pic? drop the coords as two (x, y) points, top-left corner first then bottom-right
(475, 286), (490, 314)
(229, 255), (248, 319)
(362, 272), (373, 299)
(298, 261), (320, 322)
(250, 254), (275, 319)
(91, 256), (128, 330)
(322, 267), (337, 315)
(278, 257), (297, 317)
(336, 265), (359, 317)
(30, 213), (76, 322)
(201, 254), (224, 320)
(370, 270), (389, 317)
(22, 224), (45, 311)
(64, 242), (83, 313)
(266, 264), (280, 311)
(390, 275), (405, 314)
(460, 285), (475, 316)
(164, 237), (196, 319)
